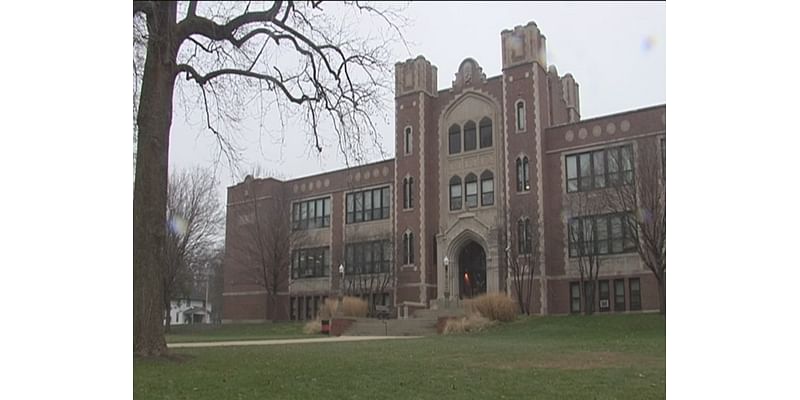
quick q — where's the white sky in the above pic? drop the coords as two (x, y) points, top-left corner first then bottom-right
(168, 1), (665, 200)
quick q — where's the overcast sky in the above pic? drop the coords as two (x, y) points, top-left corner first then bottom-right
(167, 1), (665, 201)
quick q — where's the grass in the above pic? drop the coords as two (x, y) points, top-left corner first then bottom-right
(165, 322), (307, 343)
(137, 314), (665, 399)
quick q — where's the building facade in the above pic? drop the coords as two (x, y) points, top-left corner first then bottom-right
(222, 21), (665, 322)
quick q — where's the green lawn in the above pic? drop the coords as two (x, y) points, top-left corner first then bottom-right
(137, 314), (665, 399)
(165, 322), (307, 343)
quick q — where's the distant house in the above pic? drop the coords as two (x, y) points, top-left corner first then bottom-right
(167, 298), (213, 325)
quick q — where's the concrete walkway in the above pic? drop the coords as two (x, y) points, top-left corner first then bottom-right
(168, 335), (422, 349)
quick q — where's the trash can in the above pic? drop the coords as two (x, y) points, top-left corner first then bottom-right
(321, 320), (330, 335)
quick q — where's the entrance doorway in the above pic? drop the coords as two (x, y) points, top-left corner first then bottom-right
(459, 241), (487, 299)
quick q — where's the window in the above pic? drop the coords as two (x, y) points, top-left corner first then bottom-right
(479, 117), (492, 148)
(448, 124), (461, 154)
(568, 213), (636, 257)
(480, 170), (494, 206)
(346, 186), (390, 224)
(599, 280), (610, 312)
(516, 156), (530, 192)
(566, 144), (634, 193)
(292, 197), (332, 230)
(614, 279), (625, 311)
(291, 297), (298, 320)
(291, 247), (330, 279)
(404, 127), (412, 155)
(464, 120), (477, 151)
(464, 173), (478, 208)
(516, 100), (526, 132)
(345, 240), (392, 274)
(570, 282), (581, 313)
(449, 176), (462, 211)
(517, 218), (532, 254)
(403, 231), (414, 265)
(629, 278), (641, 311)
(403, 177), (414, 209)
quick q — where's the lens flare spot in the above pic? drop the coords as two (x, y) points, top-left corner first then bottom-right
(169, 215), (188, 236)
(642, 36), (657, 52)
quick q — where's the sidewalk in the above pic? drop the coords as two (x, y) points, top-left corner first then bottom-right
(167, 335), (422, 348)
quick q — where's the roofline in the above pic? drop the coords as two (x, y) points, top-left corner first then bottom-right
(284, 158), (395, 183)
(547, 104), (666, 130)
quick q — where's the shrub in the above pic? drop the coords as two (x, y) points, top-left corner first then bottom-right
(443, 314), (495, 335)
(464, 293), (518, 322)
(318, 296), (369, 318)
(319, 298), (339, 319)
(303, 319), (321, 335)
(341, 296), (368, 318)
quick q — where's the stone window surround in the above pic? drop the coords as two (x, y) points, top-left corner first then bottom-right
(447, 116), (494, 156)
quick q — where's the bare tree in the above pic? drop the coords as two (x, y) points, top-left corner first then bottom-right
(505, 213), (540, 315)
(163, 167), (224, 332)
(232, 174), (303, 322)
(133, 1), (407, 355)
(565, 191), (606, 315)
(604, 139), (666, 314)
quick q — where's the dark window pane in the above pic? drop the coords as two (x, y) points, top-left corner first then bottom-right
(479, 117), (492, 148)
(464, 121), (477, 151)
(449, 124), (461, 154)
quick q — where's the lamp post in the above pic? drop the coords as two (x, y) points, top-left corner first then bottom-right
(443, 256), (450, 307)
(338, 264), (345, 302)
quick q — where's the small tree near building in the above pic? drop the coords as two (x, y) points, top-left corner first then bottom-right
(505, 213), (540, 315)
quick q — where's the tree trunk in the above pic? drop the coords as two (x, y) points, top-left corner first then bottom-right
(133, 2), (177, 357)
(164, 300), (172, 334)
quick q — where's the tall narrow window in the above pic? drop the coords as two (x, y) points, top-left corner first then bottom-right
(404, 127), (412, 155)
(629, 278), (641, 311)
(570, 282), (581, 313)
(614, 279), (626, 311)
(599, 280), (610, 312)
(479, 117), (492, 148)
(448, 124), (461, 154)
(449, 176), (462, 211)
(464, 120), (477, 151)
(403, 231), (414, 265)
(403, 177), (414, 209)
(516, 156), (530, 192)
(464, 173), (478, 208)
(516, 100), (526, 132)
(518, 218), (532, 254)
(480, 170), (494, 206)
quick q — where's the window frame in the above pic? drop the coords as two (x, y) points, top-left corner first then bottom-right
(629, 278), (642, 311)
(463, 120), (477, 152)
(570, 281), (581, 313)
(568, 212), (637, 258)
(515, 100), (526, 132)
(598, 280), (610, 312)
(291, 247), (331, 279)
(291, 196), (331, 231)
(516, 156), (530, 192)
(449, 176), (462, 211)
(614, 279), (626, 311)
(565, 144), (635, 194)
(448, 124), (462, 155)
(480, 170), (494, 206)
(404, 126), (412, 155)
(479, 117), (493, 148)
(345, 186), (391, 224)
(464, 173), (478, 209)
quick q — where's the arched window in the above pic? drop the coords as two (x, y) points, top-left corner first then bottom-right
(516, 156), (530, 192)
(403, 231), (414, 265)
(516, 100), (526, 132)
(448, 124), (461, 154)
(465, 173), (478, 208)
(463, 120), (477, 151)
(403, 177), (414, 209)
(449, 176), (462, 211)
(480, 170), (494, 206)
(517, 218), (532, 254)
(404, 127), (412, 155)
(479, 117), (492, 148)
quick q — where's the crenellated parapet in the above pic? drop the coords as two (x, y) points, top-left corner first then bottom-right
(395, 56), (438, 98)
(501, 21), (547, 69)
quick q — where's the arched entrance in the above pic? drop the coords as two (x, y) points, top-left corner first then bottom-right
(459, 241), (487, 299)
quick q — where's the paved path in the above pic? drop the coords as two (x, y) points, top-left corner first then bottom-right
(168, 336), (422, 349)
